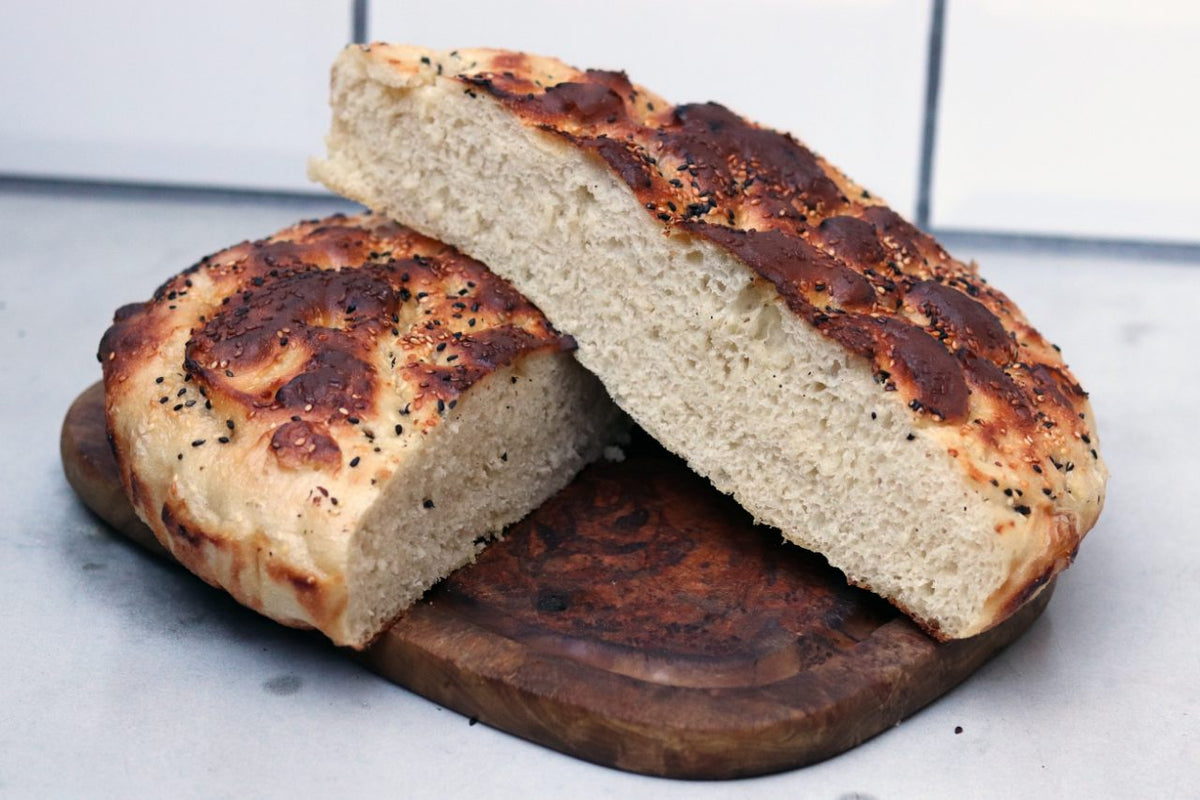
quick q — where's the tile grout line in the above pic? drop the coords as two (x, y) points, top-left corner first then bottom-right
(0, 175), (359, 207)
(934, 227), (1200, 264)
(3, 175), (1197, 263)
(352, 0), (369, 44)
(915, 0), (946, 230)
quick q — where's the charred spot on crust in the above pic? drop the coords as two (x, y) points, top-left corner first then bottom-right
(824, 314), (970, 422)
(537, 81), (628, 125)
(685, 223), (875, 311)
(905, 280), (1015, 365)
(270, 420), (342, 471)
(814, 215), (887, 268)
(161, 502), (202, 548)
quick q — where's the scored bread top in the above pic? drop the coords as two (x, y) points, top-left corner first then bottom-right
(351, 45), (1107, 614)
(100, 213), (572, 636)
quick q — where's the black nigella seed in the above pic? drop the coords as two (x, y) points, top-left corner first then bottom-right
(349, 456), (360, 468)
(423, 499), (434, 509)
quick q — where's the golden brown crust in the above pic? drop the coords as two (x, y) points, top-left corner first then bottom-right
(100, 213), (572, 641)
(102, 214), (570, 446)
(352, 45), (1107, 632)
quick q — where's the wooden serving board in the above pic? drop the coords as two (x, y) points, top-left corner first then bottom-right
(61, 382), (1051, 779)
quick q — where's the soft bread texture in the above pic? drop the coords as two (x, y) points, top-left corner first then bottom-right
(100, 213), (625, 648)
(311, 45), (1108, 640)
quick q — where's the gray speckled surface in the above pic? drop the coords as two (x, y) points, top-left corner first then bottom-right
(1, 184), (1196, 798)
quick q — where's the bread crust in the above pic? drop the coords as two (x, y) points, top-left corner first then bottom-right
(100, 213), (582, 645)
(317, 45), (1108, 638)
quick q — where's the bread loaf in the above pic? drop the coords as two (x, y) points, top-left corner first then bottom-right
(100, 213), (624, 648)
(310, 45), (1108, 639)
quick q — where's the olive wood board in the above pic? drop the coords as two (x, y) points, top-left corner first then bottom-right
(61, 381), (1051, 779)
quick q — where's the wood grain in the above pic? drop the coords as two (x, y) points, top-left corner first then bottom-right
(61, 381), (1052, 779)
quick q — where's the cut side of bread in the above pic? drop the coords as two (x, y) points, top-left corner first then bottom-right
(100, 213), (625, 648)
(311, 45), (1108, 640)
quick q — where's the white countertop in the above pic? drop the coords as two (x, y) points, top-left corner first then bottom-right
(1, 183), (1195, 799)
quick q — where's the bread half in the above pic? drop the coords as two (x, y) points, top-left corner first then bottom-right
(311, 45), (1108, 640)
(100, 213), (624, 648)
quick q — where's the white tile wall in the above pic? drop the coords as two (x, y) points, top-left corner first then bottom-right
(0, 1), (352, 193)
(369, 0), (931, 219)
(932, 0), (1200, 243)
(5, 1), (1197, 246)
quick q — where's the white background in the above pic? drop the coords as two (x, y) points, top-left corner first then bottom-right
(3, 1), (1197, 242)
